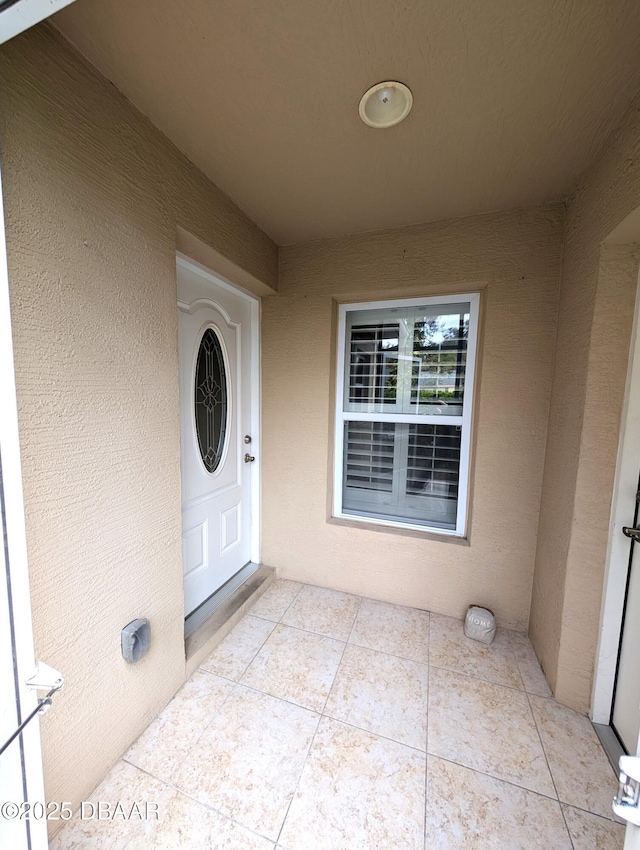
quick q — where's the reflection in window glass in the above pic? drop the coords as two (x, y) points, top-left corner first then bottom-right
(348, 323), (399, 404)
(411, 314), (469, 409)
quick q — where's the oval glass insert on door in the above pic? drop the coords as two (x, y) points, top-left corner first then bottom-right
(194, 328), (228, 473)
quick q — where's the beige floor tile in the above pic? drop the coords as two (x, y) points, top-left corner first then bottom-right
(429, 614), (523, 689)
(508, 630), (553, 697)
(281, 584), (360, 641)
(324, 643), (429, 749)
(562, 805), (626, 850)
(200, 615), (276, 681)
(173, 685), (319, 842)
(530, 695), (618, 818)
(146, 788), (275, 849)
(249, 579), (303, 622)
(349, 598), (430, 662)
(428, 666), (555, 797)
(124, 669), (234, 781)
(279, 717), (425, 850)
(241, 624), (344, 711)
(426, 757), (572, 849)
(49, 760), (167, 850)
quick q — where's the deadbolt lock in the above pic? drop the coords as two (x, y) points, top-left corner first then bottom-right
(244, 435), (252, 444)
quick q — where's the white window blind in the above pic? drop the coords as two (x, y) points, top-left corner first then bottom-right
(335, 295), (479, 535)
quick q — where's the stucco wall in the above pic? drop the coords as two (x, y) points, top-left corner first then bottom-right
(531, 92), (640, 712)
(0, 25), (276, 828)
(263, 206), (563, 629)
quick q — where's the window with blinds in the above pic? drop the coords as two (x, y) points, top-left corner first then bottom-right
(335, 295), (479, 535)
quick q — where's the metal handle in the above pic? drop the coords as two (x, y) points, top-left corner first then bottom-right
(244, 453), (255, 463)
(613, 755), (640, 826)
(623, 526), (640, 542)
(0, 662), (64, 757)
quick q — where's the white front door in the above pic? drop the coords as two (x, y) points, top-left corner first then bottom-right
(612, 492), (640, 753)
(177, 259), (257, 618)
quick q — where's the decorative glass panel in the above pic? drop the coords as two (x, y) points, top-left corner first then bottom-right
(194, 328), (227, 473)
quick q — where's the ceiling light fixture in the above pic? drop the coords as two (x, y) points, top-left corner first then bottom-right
(358, 81), (413, 129)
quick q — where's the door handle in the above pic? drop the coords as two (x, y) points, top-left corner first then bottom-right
(623, 526), (640, 542)
(244, 453), (255, 463)
(613, 755), (640, 826)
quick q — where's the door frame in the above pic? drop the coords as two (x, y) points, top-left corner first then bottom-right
(176, 254), (261, 569)
(0, 0), (79, 47)
(592, 262), (640, 726)
(0, 162), (48, 848)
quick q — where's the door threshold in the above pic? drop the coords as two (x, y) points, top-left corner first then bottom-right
(184, 564), (274, 676)
(593, 722), (625, 774)
(185, 562), (260, 639)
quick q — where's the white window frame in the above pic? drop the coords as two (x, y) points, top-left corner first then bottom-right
(334, 293), (480, 537)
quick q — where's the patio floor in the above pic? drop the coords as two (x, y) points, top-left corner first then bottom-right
(50, 580), (625, 849)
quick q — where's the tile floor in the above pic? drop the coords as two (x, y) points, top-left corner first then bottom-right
(50, 581), (626, 849)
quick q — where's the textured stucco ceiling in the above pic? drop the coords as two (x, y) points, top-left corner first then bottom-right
(54, 0), (640, 245)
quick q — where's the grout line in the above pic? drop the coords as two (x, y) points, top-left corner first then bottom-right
(124, 688), (307, 846)
(236, 625), (287, 685)
(423, 756), (429, 850)
(319, 595), (362, 715)
(275, 580), (304, 622)
(424, 615), (431, 850)
(272, 705), (322, 846)
(429, 659), (531, 694)
(146, 772), (277, 844)
(56, 761), (174, 850)
(249, 612), (285, 625)
(204, 614), (280, 686)
(257, 620), (348, 646)
(317, 712), (427, 755)
(428, 753), (565, 806)
(508, 632), (555, 699)
(506, 630), (528, 693)
(525, 690), (560, 796)
(135, 678), (242, 786)
(273, 595), (362, 847)
(348, 635), (430, 666)
(197, 668), (240, 686)
(422, 664), (431, 850)
(559, 801), (627, 826)
(523, 688), (577, 848)
(234, 680), (322, 716)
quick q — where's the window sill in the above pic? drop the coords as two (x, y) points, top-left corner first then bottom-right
(328, 513), (470, 545)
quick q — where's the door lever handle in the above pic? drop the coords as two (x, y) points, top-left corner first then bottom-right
(622, 526), (640, 542)
(613, 755), (640, 826)
(244, 453), (255, 463)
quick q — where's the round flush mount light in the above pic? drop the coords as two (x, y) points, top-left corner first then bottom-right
(358, 81), (413, 128)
